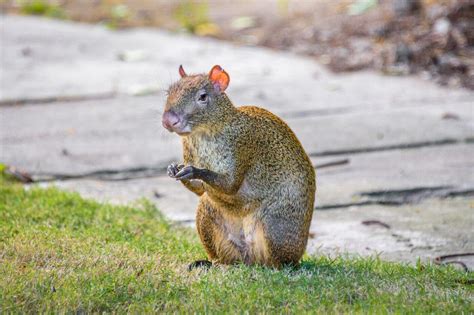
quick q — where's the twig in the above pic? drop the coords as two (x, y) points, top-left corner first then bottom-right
(315, 158), (349, 169)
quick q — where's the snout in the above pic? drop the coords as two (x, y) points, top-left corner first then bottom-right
(162, 110), (191, 135)
(162, 110), (181, 131)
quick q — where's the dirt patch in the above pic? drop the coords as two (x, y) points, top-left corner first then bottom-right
(255, 0), (473, 89)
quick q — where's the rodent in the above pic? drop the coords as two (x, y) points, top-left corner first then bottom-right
(162, 65), (316, 268)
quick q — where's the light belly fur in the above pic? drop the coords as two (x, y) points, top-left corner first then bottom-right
(218, 210), (269, 264)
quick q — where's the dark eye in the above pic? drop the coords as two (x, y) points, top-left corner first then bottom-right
(198, 93), (208, 102)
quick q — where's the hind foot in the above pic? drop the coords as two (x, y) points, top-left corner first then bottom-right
(188, 260), (212, 271)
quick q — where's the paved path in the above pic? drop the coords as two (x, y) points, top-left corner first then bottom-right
(1, 16), (473, 268)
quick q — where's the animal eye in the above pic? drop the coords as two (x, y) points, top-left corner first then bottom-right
(198, 93), (208, 102)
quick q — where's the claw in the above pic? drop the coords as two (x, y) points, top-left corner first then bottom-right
(174, 166), (196, 180)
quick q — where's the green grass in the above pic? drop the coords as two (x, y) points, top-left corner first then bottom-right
(0, 172), (472, 313)
(19, 0), (66, 19)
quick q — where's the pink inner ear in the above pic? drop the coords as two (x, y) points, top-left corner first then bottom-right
(179, 65), (187, 78)
(216, 75), (229, 91)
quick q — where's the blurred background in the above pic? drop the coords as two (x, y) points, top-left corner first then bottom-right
(2, 0), (473, 88)
(0, 0), (473, 268)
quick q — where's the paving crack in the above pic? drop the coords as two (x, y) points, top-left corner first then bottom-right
(359, 186), (454, 204)
(0, 91), (117, 106)
(315, 200), (402, 210)
(32, 165), (169, 182)
(443, 189), (474, 198)
(315, 186), (473, 210)
(279, 106), (354, 119)
(279, 97), (474, 120)
(310, 138), (472, 157)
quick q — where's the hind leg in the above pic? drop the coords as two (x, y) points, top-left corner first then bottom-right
(196, 196), (245, 264)
(259, 204), (312, 268)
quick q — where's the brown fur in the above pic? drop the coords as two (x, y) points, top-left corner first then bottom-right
(164, 69), (316, 268)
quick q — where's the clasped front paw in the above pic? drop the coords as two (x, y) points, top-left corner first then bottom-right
(174, 165), (201, 181)
(167, 163), (200, 181)
(167, 162), (184, 178)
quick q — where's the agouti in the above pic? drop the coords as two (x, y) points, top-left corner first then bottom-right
(162, 65), (316, 268)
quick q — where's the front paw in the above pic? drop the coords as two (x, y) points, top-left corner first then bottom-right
(167, 162), (184, 178)
(174, 165), (200, 181)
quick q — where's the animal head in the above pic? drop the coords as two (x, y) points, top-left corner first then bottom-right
(162, 65), (230, 136)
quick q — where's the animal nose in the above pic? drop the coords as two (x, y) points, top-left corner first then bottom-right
(162, 110), (181, 131)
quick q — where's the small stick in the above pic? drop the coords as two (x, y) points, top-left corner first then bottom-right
(315, 158), (350, 169)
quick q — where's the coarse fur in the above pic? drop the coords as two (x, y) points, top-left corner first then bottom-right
(163, 66), (316, 268)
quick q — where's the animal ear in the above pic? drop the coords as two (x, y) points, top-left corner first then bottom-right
(179, 65), (187, 78)
(209, 65), (230, 92)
